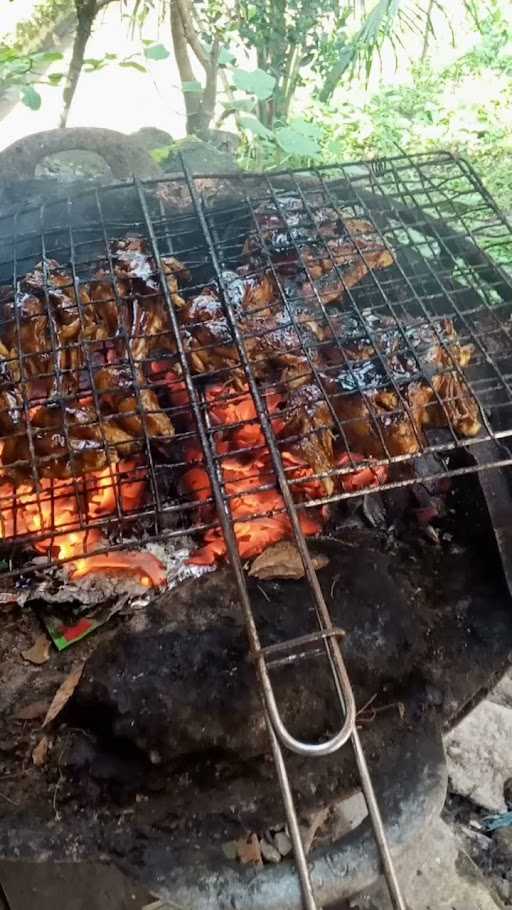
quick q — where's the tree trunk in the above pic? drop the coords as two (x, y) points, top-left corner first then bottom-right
(170, 0), (204, 135)
(60, 0), (100, 128)
(199, 36), (219, 139)
(171, 0), (218, 138)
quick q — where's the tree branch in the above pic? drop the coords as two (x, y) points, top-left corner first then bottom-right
(201, 35), (220, 131)
(175, 0), (209, 70)
(421, 0), (435, 62)
(170, 0), (202, 134)
(60, 0), (99, 127)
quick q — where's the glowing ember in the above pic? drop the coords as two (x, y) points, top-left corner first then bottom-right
(69, 551), (167, 587)
(0, 461), (165, 587)
(176, 376), (389, 566)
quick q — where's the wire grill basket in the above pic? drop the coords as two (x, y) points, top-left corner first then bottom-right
(0, 151), (510, 572)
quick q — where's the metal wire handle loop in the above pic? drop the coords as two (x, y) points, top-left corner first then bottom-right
(256, 641), (357, 756)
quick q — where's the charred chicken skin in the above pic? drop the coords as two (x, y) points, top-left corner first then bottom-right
(0, 238), (182, 483)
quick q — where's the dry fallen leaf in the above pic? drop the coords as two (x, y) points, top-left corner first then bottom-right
(15, 700), (49, 721)
(42, 663), (85, 728)
(21, 636), (51, 666)
(237, 833), (263, 865)
(249, 541), (329, 581)
(32, 735), (49, 767)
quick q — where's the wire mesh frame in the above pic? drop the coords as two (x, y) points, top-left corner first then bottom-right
(0, 150), (509, 906)
(0, 152), (511, 561)
(0, 155), (510, 569)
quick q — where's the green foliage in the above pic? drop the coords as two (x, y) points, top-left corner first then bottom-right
(10, 0), (71, 56)
(143, 42), (170, 60)
(238, 114), (273, 138)
(0, 45), (64, 108)
(231, 68), (276, 101)
(181, 80), (203, 93)
(238, 1), (512, 228)
(319, 0), (450, 98)
(274, 123), (321, 156)
(150, 143), (176, 163)
(20, 84), (42, 110)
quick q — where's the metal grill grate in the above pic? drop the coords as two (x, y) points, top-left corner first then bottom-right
(1, 151), (512, 907)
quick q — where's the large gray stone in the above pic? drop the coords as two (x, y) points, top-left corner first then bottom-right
(489, 672), (512, 710)
(445, 700), (512, 812)
(347, 819), (504, 910)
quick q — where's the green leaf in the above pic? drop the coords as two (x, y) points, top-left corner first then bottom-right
(232, 67), (275, 100)
(221, 98), (256, 112)
(239, 114), (273, 139)
(150, 145), (174, 164)
(119, 60), (147, 73)
(218, 47), (236, 65)
(288, 118), (323, 140)
(0, 50), (16, 64)
(32, 51), (64, 64)
(144, 43), (170, 61)
(4, 58), (31, 75)
(83, 57), (107, 71)
(21, 85), (41, 110)
(182, 80), (202, 93)
(47, 72), (65, 84)
(275, 126), (320, 157)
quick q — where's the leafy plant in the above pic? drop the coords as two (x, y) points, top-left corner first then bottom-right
(0, 47), (65, 110)
(236, 0), (512, 256)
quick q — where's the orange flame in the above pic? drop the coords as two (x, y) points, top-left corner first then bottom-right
(181, 380), (325, 566)
(0, 462), (165, 586)
(181, 377), (389, 566)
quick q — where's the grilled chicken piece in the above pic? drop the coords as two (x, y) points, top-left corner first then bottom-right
(279, 383), (336, 495)
(302, 249), (395, 306)
(321, 312), (481, 456)
(241, 272), (277, 315)
(130, 296), (176, 362)
(0, 402), (101, 480)
(1, 293), (51, 389)
(94, 365), (174, 439)
(117, 388), (173, 438)
(112, 237), (188, 309)
(243, 196), (340, 264)
(161, 255), (190, 308)
(89, 275), (121, 337)
(181, 292), (241, 380)
(408, 374), (481, 438)
(328, 382), (421, 458)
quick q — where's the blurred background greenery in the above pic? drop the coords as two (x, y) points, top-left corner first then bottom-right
(0, 0), (511, 216)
